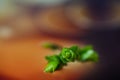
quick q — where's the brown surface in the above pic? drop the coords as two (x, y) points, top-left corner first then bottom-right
(35, 7), (85, 37)
(0, 35), (94, 80)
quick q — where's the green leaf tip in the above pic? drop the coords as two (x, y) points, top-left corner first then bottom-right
(78, 45), (99, 62)
(42, 42), (61, 50)
(44, 55), (61, 73)
(44, 61), (60, 73)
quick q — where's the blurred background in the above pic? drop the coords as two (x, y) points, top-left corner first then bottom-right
(0, 0), (120, 80)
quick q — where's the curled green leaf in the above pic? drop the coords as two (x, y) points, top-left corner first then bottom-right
(60, 48), (76, 64)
